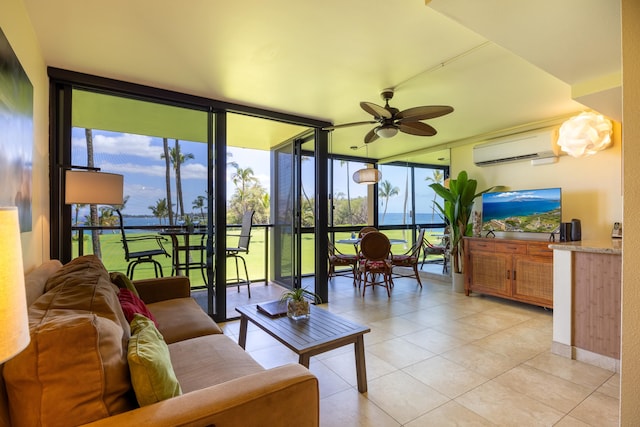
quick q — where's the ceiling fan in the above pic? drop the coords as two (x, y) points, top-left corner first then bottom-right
(325, 89), (454, 144)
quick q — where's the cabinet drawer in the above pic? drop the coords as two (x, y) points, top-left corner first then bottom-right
(469, 240), (495, 251)
(494, 242), (527, 254)
(528, 244), (552, 257)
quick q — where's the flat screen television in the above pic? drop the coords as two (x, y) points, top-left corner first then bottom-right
(481, 187), (561, 234)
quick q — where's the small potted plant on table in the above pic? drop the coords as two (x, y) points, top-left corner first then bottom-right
(280, 287), (322, 320)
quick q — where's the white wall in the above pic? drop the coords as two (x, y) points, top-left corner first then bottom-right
(1, 0), (50, 271)
(451, 122), (622, 241)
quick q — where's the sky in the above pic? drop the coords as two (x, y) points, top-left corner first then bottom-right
(71, 128), (441, 217)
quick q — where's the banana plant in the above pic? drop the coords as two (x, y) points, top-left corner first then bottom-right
(429, 171), (496, 274)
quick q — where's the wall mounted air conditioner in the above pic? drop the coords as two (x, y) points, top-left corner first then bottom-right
(473, 129), (559, 166)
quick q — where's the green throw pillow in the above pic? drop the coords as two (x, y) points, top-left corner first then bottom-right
(128, 314), (182, 406)
(110, 271), (140, 298)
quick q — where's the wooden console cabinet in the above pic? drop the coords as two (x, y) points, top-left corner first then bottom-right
(463, 237), (553, 308)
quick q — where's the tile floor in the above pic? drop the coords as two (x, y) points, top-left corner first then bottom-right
(219, 270), (620, 426)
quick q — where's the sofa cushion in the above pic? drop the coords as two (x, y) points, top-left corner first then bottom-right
(33, 255), (130, 335)
(24, 259), (62, 306)
(128, 314), (182, 406)
(3, 313), (134, 427)
(147, 298), (222, 344)
(44, 254), (108, 293)
(168, 334), (264, 393)
(118, 288), (158, 327)
(110, 271), (140, 297)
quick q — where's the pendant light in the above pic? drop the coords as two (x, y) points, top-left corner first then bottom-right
(352, 145), (382, 185)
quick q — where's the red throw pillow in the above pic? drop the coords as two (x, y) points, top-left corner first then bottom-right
(118, 289), (158, 327)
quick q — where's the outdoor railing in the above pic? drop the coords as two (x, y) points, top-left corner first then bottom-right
(72, 223), (271, 288)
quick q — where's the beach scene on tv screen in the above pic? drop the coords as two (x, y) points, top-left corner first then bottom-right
(482, 188), (561, 233)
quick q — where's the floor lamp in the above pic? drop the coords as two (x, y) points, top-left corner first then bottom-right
(0, 207), (30, 363)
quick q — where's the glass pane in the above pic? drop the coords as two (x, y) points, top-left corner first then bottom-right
(331, 159), (369, 226)
(70, 90), (209, 287)
(377, 164), (413, 226)
(414, 167), (446, 225)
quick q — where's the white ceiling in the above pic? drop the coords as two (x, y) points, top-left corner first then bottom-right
(23, 0), (621, 164)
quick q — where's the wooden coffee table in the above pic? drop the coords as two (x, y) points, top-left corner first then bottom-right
(236, 303), (371, 392)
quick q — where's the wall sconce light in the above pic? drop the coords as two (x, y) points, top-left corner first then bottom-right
(0, 207), (30, 363)
(65, 167), (124, 205)
(557, 112), (613, 158)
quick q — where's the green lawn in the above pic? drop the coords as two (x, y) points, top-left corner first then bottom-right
(73, 228), (445, 288)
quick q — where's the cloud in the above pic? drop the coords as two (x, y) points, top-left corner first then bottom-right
(72, 133), (164, 160)
(100, 161), (207, 180)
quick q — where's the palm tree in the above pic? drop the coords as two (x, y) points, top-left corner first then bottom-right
(149, 198), (170, 225)
(231, 166), (258, 214)
(425, 169), (445, 223)
(161, 138), (174, 225)
(378, 180), (399, 223)
(98, 206), (118, 228)
(192, 195), (205, 217)
(161, 140), (194, 218)
(85, 128), (102, 258)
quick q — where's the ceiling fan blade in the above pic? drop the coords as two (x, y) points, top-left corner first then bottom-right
(364, 127), (380, 144)
(360, 102), (392, 119)
(396, 105), (454, 122)
(399, 121), (437, 136)
(322, 120), (377, 131)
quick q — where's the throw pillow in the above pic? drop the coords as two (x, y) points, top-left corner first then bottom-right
(128, 314), (182, 406)
(118, 289), (158, 327)
(110, 271), (140, 297)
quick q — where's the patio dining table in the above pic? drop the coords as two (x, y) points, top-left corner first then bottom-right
(159, 228), (208, 280)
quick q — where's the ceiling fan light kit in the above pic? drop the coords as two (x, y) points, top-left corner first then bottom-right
(375, 125), (398, 138)
(329, 89), (454, 144)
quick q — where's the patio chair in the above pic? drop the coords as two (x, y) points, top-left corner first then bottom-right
(420, 232), (449, 274)
(390, 228), (425, 288)
(357, 231), (393, 297)
(328, 240), (358, 286)
(358, 226), (378, 237)
(226, 210), (255, 297)
(115, 209), (170, 279)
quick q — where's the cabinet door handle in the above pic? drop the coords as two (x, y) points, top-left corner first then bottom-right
(506, 270), (510, 280)
(513, 271), (516, 280)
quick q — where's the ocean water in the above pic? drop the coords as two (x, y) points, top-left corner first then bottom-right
(378, 212), (443, 224)
(482, 199), (560, 221)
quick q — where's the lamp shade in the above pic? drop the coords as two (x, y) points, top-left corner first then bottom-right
(375, 125), (399, 139)
(353, 168), (382, 185)
(557, 112), (613, 158)
(0, 207), (30, 363)
(65, 170), (124, 205)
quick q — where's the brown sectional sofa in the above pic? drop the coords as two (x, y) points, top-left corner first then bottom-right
(0, 255), (319, 426)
